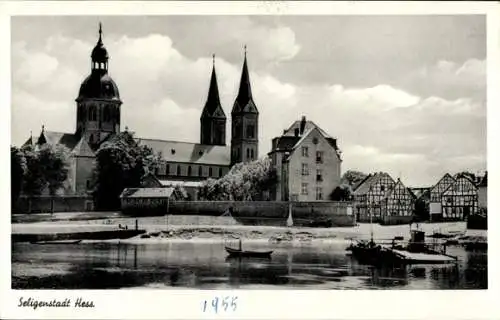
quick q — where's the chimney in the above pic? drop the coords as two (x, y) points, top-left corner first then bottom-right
(300, 116), (306, 135)
(294, 128), (299, 137)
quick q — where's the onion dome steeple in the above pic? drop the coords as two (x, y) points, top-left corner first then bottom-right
(77, 22), (120, 101)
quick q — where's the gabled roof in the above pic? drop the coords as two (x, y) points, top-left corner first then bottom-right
(384, 179), (414, 201)
(136, 138), (231, 166)
(353, 173), (380, 195)
(429, 173), (456, 195)
(352, 172), (395, 196)
(353, 174), (373, 191)
(442, 174), (478, 195)
(270, 119), (340, 158)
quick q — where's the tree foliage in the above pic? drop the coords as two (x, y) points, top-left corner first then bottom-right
(329, 184), (353, 201)
(11, 146), (27, 205)
(198, 157), (277, 201)
(340, 170), (368, 187)
(20, 144), (70, 196)
(93, 131), (161, 210)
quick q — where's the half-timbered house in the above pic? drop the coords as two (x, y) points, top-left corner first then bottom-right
(428, 173), (456, 221)
(353, 172), (396, 222)
(441, 174), (479, 221)
(380, 178), (416, 225)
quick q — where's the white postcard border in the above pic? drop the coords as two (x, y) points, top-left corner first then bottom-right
(0, 1), (498, 319)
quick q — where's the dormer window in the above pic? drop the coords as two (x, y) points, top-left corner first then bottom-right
(199, 150), (203, 156)
(171, 149), (176, 155)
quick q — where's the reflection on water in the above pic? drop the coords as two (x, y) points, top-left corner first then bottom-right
(11, 242), (486, 290)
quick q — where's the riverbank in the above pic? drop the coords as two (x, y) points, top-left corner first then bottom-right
(12, 214), (487, 244)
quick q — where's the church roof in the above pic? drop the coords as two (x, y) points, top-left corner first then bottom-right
(201, 60), (226, 119)
(30, 131), (80, 151)
(136, 138), (231, 166)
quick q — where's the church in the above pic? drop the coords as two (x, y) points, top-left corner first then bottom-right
(23, 24), (260, 196)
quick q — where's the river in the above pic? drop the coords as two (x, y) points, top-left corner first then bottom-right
(12, 241), (487, 289)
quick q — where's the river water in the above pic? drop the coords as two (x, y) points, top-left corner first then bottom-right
(12, 241), (487, 290)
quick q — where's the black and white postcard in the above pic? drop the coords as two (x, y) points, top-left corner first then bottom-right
(1, 1), (498, 319)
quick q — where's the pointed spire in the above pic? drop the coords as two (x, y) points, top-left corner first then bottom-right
(98, 22), (103, 44)
(201, 54), (224, 117)
(236, 44), (253, 106)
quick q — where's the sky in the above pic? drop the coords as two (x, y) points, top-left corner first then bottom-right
(10, 15), (486, 186)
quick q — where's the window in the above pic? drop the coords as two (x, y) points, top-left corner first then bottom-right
(219, 167), (223, 177)
(316, 151), (324, 164)
(316, 169), (323, 182)
(166, 164), (170, 175)
(209, 167), (213, 177)
(302, 146), (309, 157)
(103, 105), (110, 122)
(176, 165), (181, 176)
(188, 166), (192, 176)
(316, 187), (323, 200)
(301, 183), (308, 195)
(380, 185), (385, 192)
(246, 124), (255, 139)
(89, 134), (94, 144)
(198, 166), (203, 176)
(301, 163), (309, 176)
(246, 148), (250, 159)
(86, 180), (91, 190)
(250, 149), (254, 160)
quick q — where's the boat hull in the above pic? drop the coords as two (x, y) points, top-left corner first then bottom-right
(225, 246), (273, 258)
(30, 240), (82, 245)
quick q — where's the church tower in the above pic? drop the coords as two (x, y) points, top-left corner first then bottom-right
(200, 55), (226, 146)
(75, 23), (122, 148)
(231, 47), (259, 165)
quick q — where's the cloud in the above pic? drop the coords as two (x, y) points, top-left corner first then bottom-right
(403, 58), (486, 101)
(11, 31), (486, 187)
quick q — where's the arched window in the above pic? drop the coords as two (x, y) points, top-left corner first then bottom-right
(198, 166), (203, 176)
(219, 167), (223, 177)
(177, 165), (181, 176)
(188, 166), (192, 176)
(251, 149), (254, 160)
(209, 167), (213, 177)
(246, 148), (250, 159)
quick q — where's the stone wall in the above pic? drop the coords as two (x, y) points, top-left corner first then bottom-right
(122, 200), (355, 227)
(14, 196), (94, 214)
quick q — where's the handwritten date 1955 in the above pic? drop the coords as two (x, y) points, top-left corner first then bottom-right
(202, 296), (238, 313)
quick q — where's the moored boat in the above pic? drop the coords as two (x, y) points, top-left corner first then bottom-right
(225, 246), (273, 258)
(31, 239), (83, 245)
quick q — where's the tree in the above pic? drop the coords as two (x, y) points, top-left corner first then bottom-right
(37, 144), (70, 195)
(198, 157), (277, 201)
(93, 131), (161, 210)
(21, 144), (70, 196)
(11, 146), (27, 205)
(341, 170), (368, 187)
(330, 184), (353, 201)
